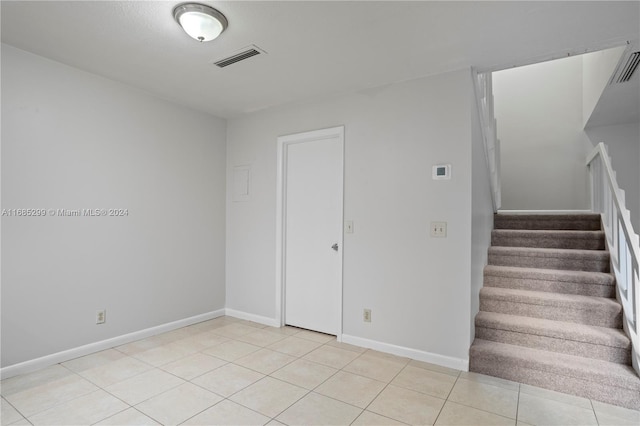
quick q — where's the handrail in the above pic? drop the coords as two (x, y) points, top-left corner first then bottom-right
(472, 68), (501, 212)
(587, 142), (639, 374)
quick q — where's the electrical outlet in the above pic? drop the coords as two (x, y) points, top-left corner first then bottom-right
(363, 308), (372, 322)
(96, 309), (106, 324)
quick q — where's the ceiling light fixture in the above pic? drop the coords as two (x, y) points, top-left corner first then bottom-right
(173, 3), (228, 42)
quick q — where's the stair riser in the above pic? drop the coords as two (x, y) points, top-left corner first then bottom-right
(480, 299), (622, 328)
(488, 253), (610, 272)
(494, 217), (601, 231)
(491, 235), (605, 250)
(475, 327), (631, 364)
(483, 275), (615, 298)
(469, 355), (640, 410)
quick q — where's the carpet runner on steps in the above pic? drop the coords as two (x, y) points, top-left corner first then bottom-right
(483, 265), (615, 297)
(493, 214), (602, 230)
(469, 213), (640, 410)
(491, 229), (606, 250)
(488, 246), (610, 272)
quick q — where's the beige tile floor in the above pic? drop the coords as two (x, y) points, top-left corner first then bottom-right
(2, 316), (639, 426)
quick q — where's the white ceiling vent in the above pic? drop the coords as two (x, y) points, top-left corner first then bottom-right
(611, 51), (640, 84)
(213, 45), (266, 68)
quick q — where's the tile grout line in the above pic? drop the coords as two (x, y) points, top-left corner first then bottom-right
(239, 374), (312, 423)
(87, 405), (129, 426)
(221, 338), (389, 424)
(2, 395), (31, 425)
(590, 397), (602, 426)
(95, 366), (188, 423)
(178, 376), (272, 425)
(431, 370), (462, 425)
(119, 346), (272, 426)
(270, 339), (369, 420)
(515, 382), (521, 424)
(444, 373), (522, 422)
(221, 344), (340, 423)
(263, 341), (369, 423)
(15, 365), (102, 421)
(356, 355), (415, 421)
(289, 345), (382, 425)
(60, 355), (156, 390)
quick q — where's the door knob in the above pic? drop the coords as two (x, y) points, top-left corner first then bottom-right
(331, 243), (339, 251)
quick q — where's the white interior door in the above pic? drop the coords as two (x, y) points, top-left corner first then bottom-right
(282, 127), (343, 335)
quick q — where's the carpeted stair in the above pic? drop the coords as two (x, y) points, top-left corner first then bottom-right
(470, 213), (640, 410)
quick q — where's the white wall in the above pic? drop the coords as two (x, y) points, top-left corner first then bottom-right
(470, 90), (495, 344)
(585, 122), (640, 230)
(1, 45), (227, 367)
(493, 56), (592, 210)
(582, 46), (626, 127)
(227, 70), (475, 366)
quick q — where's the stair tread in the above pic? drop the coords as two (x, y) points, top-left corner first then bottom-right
(495, 213), (601, 220)
(480, 287), (621, 310)
(475, 311), (630, 348)
(489, 246), (609, 259)
(493, 229), (605, 239)
(471, 338), (640, 390)
(491, 229), (606, 250)
(484, 265), (615, 285)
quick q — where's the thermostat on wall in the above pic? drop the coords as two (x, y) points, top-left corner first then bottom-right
(432, 164), (451, 180)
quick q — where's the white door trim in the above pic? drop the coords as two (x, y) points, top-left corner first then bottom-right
(275, 126), (344, 338)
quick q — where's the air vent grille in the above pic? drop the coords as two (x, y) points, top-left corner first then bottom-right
(615, 51), (640, 83)
(214, 48), (262, 68)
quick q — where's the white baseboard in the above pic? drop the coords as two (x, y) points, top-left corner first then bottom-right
(224, 309), (281, 328)
(497, 210), (594, 215)
(0, 309), (225, 380)
(341, 334), (469, 372)
(2, 310), (469, 380)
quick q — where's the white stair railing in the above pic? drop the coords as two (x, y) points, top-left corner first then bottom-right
(587, 142), (640, 375)
(473, 69), (501, 212)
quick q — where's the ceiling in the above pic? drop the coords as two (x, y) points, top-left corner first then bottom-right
(586, 43), (640, 128)
(2, 1), (639, 119)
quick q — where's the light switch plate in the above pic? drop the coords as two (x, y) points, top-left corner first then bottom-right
(345, 220), (354, 234)
(430, 221), (447, 237)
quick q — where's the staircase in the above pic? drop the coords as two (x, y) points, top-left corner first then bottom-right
(470, 213), (640, 410)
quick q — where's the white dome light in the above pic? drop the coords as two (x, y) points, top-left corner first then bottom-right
(173, 3), (228, 42)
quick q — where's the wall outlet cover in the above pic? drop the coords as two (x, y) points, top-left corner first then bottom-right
(96, 309), (106, 324)
(363, 308), (372, 322)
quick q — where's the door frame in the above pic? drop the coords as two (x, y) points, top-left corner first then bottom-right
(275, 126), (344, 338)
